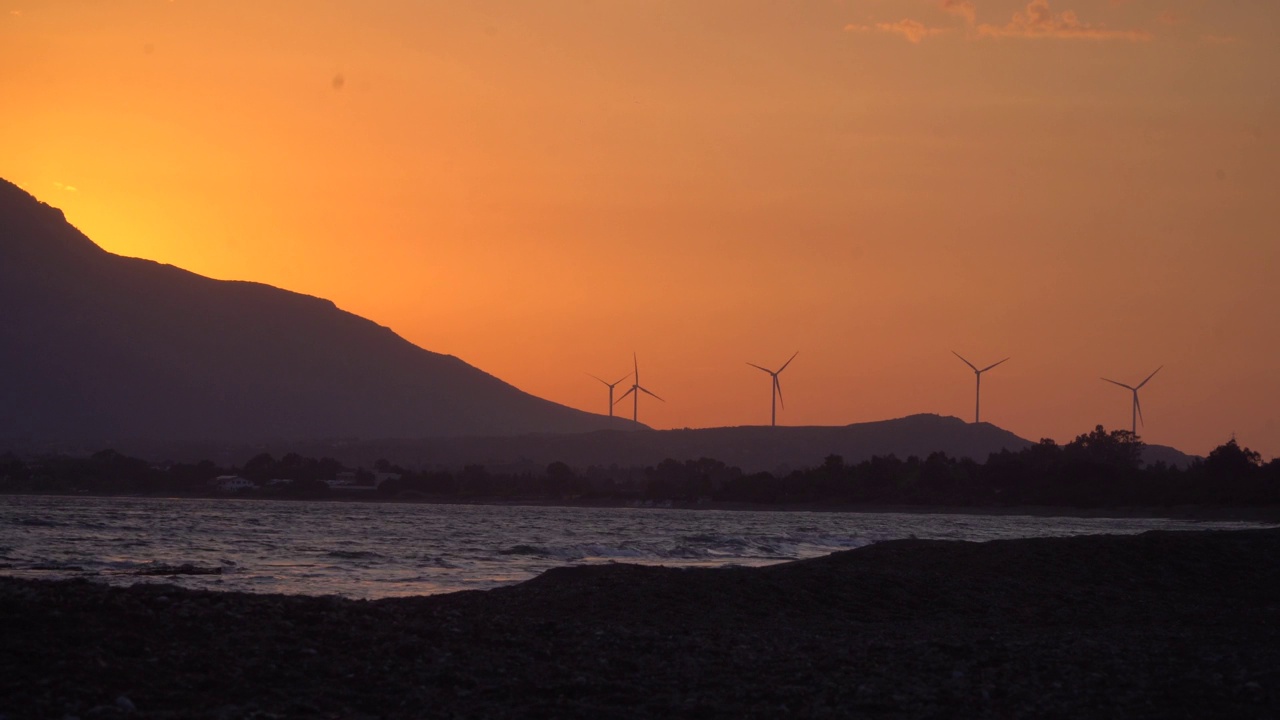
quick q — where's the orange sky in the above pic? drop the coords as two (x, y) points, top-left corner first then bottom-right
(3, 0), (1278, 458)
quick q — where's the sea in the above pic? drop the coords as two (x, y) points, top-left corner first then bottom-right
(0, 495), (1271, 600)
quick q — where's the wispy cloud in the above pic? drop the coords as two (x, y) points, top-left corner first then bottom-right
(941, 0), (977, 25)
(848, 1), (1151, 45)
(52, 181), (77, 192)
(976, 0), (1152, 41)
(844, 19), (949, 44)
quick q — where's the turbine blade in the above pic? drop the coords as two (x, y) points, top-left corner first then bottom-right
(1135, 393), (1145, 427)
(774, 376), (785, 409)
(638, 386), (664, 402)
(980, 357), (1010, 373)
(1137, 365), (1163, 390)
(747, 362), (773, 374)
(952, 351), (978, 372)
(613, 373), (632, 387)
(614, 387), (635, 404)
(778, 351), (799, 373)
(587, 373), (609, 387)
(1101, 378), (1136, 391)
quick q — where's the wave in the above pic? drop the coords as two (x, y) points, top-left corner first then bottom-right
(12, 517), (58, 528)
(29, 562), (86, 571)
(499, 544), (552, 557)
(325, 550), (384, 560)
(133, 563), (223, 576)
(495, 539), (825, 563)
(680, 533), (726, 543)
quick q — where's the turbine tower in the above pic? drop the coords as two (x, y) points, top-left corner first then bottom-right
(614, 353), (663, 423)
(1102, 366), (1162, 436)
(747, 351), (798, 427)
(588, 371), (631, 417)
(952, 351), (1009, 424)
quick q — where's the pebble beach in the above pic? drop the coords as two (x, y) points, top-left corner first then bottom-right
(3, 527), (1278, 719)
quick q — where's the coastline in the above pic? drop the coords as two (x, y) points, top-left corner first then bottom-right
(6, 489), (1280, 523)
(4, 527), (1279, 718)
(477, 497), (1280, 523)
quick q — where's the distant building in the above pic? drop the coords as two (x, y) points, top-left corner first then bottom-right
(324, 470), (377, 491)
(215, 475), (254, 492)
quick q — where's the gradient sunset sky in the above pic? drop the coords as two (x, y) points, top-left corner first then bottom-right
(3, 1), (1277, 457)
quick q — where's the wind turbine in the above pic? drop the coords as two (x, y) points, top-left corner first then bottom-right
(588, 371), (631, 417)
(1101, 366), (1162, 436)
(952, 351), (1009, 424)
(747, 351), (798, 427)
(614, 353), (663, 423)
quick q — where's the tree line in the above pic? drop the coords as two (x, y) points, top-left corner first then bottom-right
(1, 427), (1276, 508)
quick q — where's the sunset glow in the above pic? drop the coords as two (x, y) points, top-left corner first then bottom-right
(3, 1), (1277, 456)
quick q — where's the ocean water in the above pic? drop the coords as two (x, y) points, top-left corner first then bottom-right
(0, 495), (1269, 599)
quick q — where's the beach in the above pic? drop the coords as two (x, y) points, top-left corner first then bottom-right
(3, 527), (1278, 718)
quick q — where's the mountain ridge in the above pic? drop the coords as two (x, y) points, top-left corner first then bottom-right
(0, 178), (640, 442)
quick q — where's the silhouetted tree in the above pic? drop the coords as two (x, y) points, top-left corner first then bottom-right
(3, 429), (1277, 508)
(1205, 438), (1262, 477)
(242, 453), (277, 483)
(1066, 426), (1144, 469)
(1202, 438), (1265, 503)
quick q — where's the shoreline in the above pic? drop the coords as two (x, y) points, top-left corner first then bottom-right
(6, 489), (1280, 522)
(3, 527), (1278, 718)
(478, 497), (1280, 522)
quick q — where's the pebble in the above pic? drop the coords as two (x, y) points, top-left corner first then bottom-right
(4, 529), (1279, 718)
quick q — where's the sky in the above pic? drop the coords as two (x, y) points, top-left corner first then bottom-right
(3, 0), (1278, 458)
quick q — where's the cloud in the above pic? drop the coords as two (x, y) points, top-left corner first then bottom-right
(846, 1), (1151, 45)
(940, 0), (977, 25)
(977, 0), (1151, 40)
(844, 19), (949, 44)
(52, 181), (78, 192)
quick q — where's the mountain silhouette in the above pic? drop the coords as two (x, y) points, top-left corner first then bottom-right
(0, 179), (640, 444)
(141, 413), (1194, 473)
(148, 414), (1035, 472)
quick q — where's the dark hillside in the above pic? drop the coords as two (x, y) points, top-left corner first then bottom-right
(0, 179), (638, 443)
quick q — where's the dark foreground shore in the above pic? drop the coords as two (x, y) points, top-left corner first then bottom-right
(4, 529), (1279, 719)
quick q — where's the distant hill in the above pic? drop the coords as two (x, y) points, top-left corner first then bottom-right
(134, 414), (1032, 473)
(0, 179), (639, 444)
(1141, 443), (1199, 470)
(122, 413), (1198, 473)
